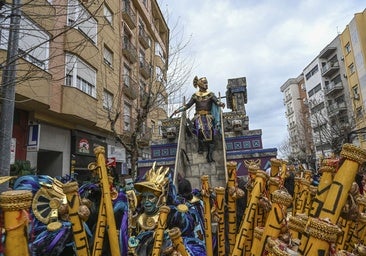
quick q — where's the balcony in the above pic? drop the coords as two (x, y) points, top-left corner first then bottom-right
(122, 2), (136, 29)
(324, 81), (343, 96)
(138, 127), (152, 147)
(138, 29), (150, 49)
(122, 37), (138, 64)
(62, 86), (97, 125)
(328, 102), (347, 117)
(123, 75), (138, 100)
(321, 61), (340, 78)
(139, 58), (151, 79)
(319, 46), (337, 59)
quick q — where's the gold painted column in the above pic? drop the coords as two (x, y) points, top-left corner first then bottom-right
(93, 146), (120, 256)
(152, 206), (170, 256)
(63, 181), (91, 256)
(304, 144), (366, 256)
(0, 190), (32, 256)
(232, 170), (268, 256)
(201, 175), (213, 256)
(226, 161), (237, 254)
(168, 227), (189, 256)
(215, 186), (226, 256)
(250, 189), (292, 256)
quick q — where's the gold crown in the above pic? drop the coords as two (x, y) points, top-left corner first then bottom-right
(134, 162), (170, 196)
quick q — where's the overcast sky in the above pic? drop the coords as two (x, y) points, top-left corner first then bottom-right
(157, 0), (364, 151)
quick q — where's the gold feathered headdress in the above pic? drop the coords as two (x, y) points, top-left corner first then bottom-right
(134, 162), (170, 197)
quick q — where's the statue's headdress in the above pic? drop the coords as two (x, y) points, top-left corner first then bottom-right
(193, 76), (208, 89)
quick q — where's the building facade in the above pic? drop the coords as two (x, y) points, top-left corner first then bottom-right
(0, 0), (169, 179)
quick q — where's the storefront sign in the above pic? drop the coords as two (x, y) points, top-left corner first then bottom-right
(27, 124), (40, 151)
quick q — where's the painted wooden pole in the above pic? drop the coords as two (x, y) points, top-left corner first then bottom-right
(232, 170), (268, 256)
(63, 181), (91, 256)
(93, 146), (120, 256)
(226, 161), (237, 254)
(304, 144), (366, 256)
(215, 186), (226, 256)
(152, 206), (170, 256)
(250, 189), (292, 256)
(0, 190), (32, 256)
(168, 227), (189, 256)
(201, 175), (213, 256)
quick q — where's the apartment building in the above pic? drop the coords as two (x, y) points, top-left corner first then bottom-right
(282, 16), (360, 165)
(280, 75), (314, 168)
(0, 0), (169, 178)
(340, 9), (366, 148)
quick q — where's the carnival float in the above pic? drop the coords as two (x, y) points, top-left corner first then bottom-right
(2, 77), (366, 255)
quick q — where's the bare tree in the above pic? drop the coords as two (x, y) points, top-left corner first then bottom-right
(108, 15), (194, 178)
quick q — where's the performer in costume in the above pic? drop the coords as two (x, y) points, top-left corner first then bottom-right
(172, 76), (225, 163)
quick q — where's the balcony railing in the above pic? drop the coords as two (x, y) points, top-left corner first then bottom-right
(123, 75), (138, 100)
(122, 2), (136, 29)
(321, 61), (340, 77)
(122, 37), (138, 64)
(138, 29), (150, 49)
(139, 58), (151, 79)
(328, 102), (347, 117)
(324, 81), (343, 96)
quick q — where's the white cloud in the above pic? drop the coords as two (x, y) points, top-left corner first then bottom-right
(159, 0), (365, 149)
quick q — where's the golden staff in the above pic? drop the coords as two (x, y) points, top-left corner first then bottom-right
(63, 181), (91, 256)
(215, 186), (226, 256)
(0, 190), (33, 256)
(152, 205), (170, 256)
(168, 227), (189, 256)
(304, 144), (366, 255)
(232, 170), (268, 256)
(297, 158), (337, 254)
(250, 189), (292, 256)
(201, 175), (213, 256)
(92, 146), (120, 256)
(226, 161), (238, 254)
(269, 158), (281, 177)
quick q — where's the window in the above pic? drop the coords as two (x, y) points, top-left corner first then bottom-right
(345, 42), (351, 54)
(356, 107), (363, 119)
(353, 85), (360, 100)
(305, 65), (319, 80)
(349, 63), (355, 74)
(139, 50), (146, 67)
(67, 0), (97, 43)
(140, 80), (146, 96)
(0, 6), (49, 70)
(104, 46), (113, 67)
(123, 65), (131, 86)
(104, 5), (113, 25)
(65, 53), (96, 97)
(155, 66), (163, 82)
(103, 90), (113, 110)
(124, 102), (132, 131)
(308, 83), (321, 97)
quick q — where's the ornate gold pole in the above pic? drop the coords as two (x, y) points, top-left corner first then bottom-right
(63, 181), (91, 256)
(294, 178), (310, 215)
(0, 190), (32, 256)
(298, 158), (337, 254)
(250, 189), (292, 256)
(201, 175), (213, 256)
(269, 158), (282, 178)
(226, 161), (237, 254)
(304, 144), (366, 255)
(93, 146), (120, 256)
(168, 227), (189, 256)
(152, 206), (170, 256)
(215, 186), (226, 256)
(232, 170), (268, 256)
